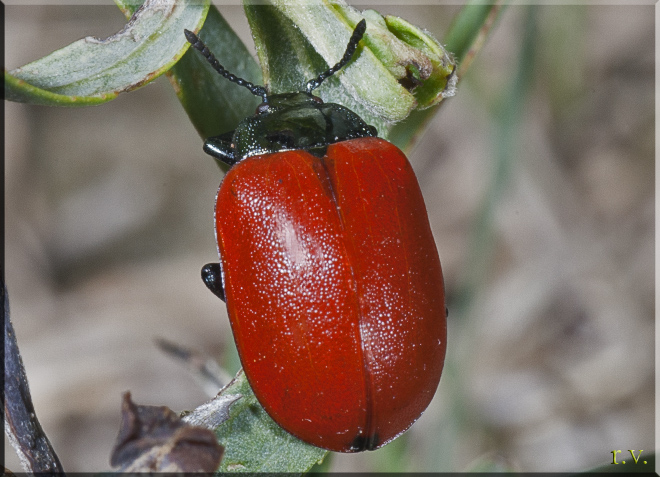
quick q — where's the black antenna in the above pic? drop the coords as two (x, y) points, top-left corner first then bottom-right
(184, 29), (269, 103)
(305, 19), (367, 93)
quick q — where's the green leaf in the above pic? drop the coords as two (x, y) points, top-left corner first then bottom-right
(114, 0), (145, 18)
(388, 1), (505, 153)
(166, 5), (263, 141)
(243, 3), (386, 136)
(244, 0), (456, 139)
(381, 14), (456, 108)
(5, 0), (209, 107)
(213, 370), (327, 473)
(4, 70), (116, 107)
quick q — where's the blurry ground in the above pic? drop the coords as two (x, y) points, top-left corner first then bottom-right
(4, 4), (654, 473)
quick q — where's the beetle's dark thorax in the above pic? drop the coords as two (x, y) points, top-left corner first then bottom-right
(203, 92), (377, 165)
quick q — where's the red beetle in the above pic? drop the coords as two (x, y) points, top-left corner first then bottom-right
(186, 20), (447, 452)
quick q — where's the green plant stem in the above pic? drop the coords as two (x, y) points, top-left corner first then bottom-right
(457, 5), (538, 312)
(444, 0), (505, 78)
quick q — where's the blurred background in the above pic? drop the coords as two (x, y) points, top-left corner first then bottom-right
(4, 3), (654, 472)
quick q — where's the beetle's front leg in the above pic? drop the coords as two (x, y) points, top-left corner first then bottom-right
(203, 132), (237, 166)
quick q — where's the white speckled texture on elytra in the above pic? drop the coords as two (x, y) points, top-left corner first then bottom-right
(214, 138), (446, 451)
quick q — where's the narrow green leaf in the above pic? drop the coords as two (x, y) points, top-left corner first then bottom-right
(444, 0), (505, 78)
(6, 0), (209, 107)
(167, 5), (263, 141)
(4, 69), (117, 107)
(456, 5), (536, 313)
(214, 370), (327, 473)
(444, 1), (496, 66)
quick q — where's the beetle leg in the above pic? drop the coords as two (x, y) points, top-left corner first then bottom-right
(201, 263), (225, 302)
(203, 132), (237, 166)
